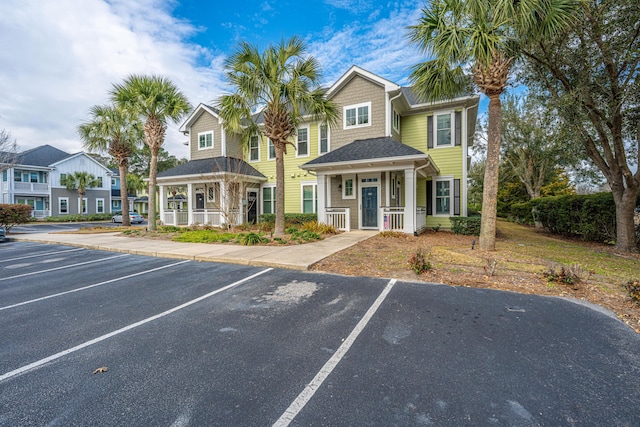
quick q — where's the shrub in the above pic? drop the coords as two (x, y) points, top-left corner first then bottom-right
(0, 204), (33, 231)
(172, 230), (235, 243)
(408, 249), (431, 274)
(159, 225), (182, 233)
(379, 231), (404, 238)
(290, 229), (321, 242)
(301, 221), (337, 235)
(449, 216), (481, 235)
(543, 263), (592, 288)
(258, 213), (317, 226)
(240, 232), (268, 245)
(285, 227), (299, 234)
(623, 280), (640, 302)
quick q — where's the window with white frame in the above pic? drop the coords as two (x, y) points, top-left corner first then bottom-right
(262, 186), (276, 214)
(97, 177), (103, 188)
(207, 183), (218, 202)
(249, 135), (260, 162)
(393, 108), (400, 132)
(111, 178), (116, 186)
(296, 126), (309, 157)
(59, 197), (69, 214)
(436, 113), (452, 146)
(198, 131), (213, 150)
(96, 198), (105, 213)
(79, 198), (87, 214)
(302, 183), (317, 213)
(268, 139), (276, 160)
(319, 123), (329, 154)
(434, 179), (452, 215)
(344, 102), (371, 129)
(342, 175), (355, 199)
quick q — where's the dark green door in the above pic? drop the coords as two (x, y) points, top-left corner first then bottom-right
(361, 186), (378, 228)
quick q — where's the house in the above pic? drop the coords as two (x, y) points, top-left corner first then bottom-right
(109, 170), (137, 213)
(156, 66), (479, 233)
(1, 145), (113, 217)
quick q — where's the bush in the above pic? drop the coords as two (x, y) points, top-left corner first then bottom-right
(240, 232), (269, 245)
(258, 213), (317, 226)
(290, 229), (321, 242)
(0, 204), (33, 231)
(44, 213), (113, 222)
(408, 249), (432, 274)
(301, 221), (337, 235)
(159, 225), (182, 233)
(623, 280), (640, 302)
(449, 216), (481, 235)
(543, 263), (592, 289)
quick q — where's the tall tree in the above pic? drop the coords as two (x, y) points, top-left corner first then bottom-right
(408, 0), (580, 250)
(78, 104), (142, 226)
(216, 36), (338, 236)
(111, 75), (191, 231)
(129, 145), (186, 177)
(520, 0), (640, 252)
(60, 171), (101, 215)
(0, 129), (18, 172)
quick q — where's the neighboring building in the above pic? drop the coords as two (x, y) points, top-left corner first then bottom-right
(156, 66), (479, 233)
(0, 145), (113, 217)
(110, 170), (137, 213)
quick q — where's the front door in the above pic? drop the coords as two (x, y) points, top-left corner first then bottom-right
(361, 186), (378, 228)
(247, 190), (257, 224)
(196, 193), (205, 209)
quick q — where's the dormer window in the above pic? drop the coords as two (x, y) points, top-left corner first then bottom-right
(198, 131), (213, 150)
(344, 102), (371, 129)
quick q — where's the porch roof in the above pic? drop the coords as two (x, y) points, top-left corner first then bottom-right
(300, 137), (439, 174)
(157, 157), (266, 181)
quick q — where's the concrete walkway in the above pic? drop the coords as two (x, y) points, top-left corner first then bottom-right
(9, 230), (377, 270)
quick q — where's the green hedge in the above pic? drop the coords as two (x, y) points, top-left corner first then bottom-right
(511, 192), (640, 244)
(258, 213), (317, 226)
(44, 213), (114, 222)
(449, 216), (481, 236)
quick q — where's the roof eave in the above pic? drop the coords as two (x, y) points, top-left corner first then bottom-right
(300, 154), (431, 171)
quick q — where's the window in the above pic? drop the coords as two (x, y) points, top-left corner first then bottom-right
(79, 198), (87, 214)
(435, 180), (451, 215)
(262, 186), (276, 214)
(296, 126), (309, 157)
(2, 170), (7, 181)
(319, 123), (329, 154)
(207, 183), (218, 202)
(268, 139), (276, 160)
(60, 173), (66, 183)
(198, 131), (213, 149)
(344, 102), (371, 129)
(249, 135), (259, 162)
(59, 197), (69, 214)
(113, 200), (121, 209)
(342, 175), (355, 199)
(302, 183), (317, 213)
(393, 108), (400, 132)
(30, 172), (38, 183)
(97, 177), (103, 188)
(96, 198), (104, 213)
(111, 178), (116, 186)
(436, 113), (452, 146)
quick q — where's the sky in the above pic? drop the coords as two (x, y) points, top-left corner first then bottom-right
(0, 0), (441, 159)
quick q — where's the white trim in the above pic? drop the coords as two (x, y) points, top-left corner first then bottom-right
(392, 107), (401, 133)
(327, 65), (400, 97)
(96, 198), (105, 214)
(197, 131), (214, 150)
(221, 126), (227, 156)
(249, 135), (260, 162)
(260, 184), (276, 215)
(342, 174), (355, 199)
(433, 111), (454, 148)
(318, 123), (330, 154)
(343, 101), (371, 130)
(178, 103), (221, 133)
(358, 173), (381, 230)
(296, 125), (310, 158)
(77, 197), (88, 214)
(301, 181), (317, 214)
(432, 176), (454, 216)
(267, 138), (276, 161)
(58, 197), (69, 215)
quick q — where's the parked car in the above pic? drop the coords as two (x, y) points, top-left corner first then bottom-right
(111, 211), (145, 224)
(0, 226), (6, 242)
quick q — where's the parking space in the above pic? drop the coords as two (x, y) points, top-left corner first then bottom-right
(1, 241), (639, 426)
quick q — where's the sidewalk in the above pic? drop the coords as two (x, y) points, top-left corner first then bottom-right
(9, 230), (377, 270)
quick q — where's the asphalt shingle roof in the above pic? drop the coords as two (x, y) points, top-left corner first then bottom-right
(303, 137), (426, 166)
(157, 157), (265, 179)
(15, 145), (70, 167)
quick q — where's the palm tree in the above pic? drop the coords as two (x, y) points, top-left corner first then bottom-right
(61, 171), (101, 215)
(110, 75), (191, 231)
(78, 104), (142, 226)
(217, 36), (338, 236)
(408, 0), (579, 250)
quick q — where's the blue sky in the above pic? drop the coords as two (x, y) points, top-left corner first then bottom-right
(0, 0), (451, 157)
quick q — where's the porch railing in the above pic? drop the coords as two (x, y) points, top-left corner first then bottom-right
(163, 209), (190, 226)
(192, 210), (221, 227)
(382, 207), (404, 231)
(325, 207), (350, 232)
(416, 206), (427, 233)
(14, 182), (49, 192)
(31, 210), (49, 219)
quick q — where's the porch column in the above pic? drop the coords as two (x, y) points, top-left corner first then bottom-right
(317, 172), (326, 223)
(385, 171), (390, 206)
(403, 168), (416, 234)
(220, 182), (227, 225)
(187, 183), (194, 225)
(159, 185), (166, 225)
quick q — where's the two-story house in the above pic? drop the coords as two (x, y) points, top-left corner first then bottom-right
(156, 66), (479, 233)
(1, 145), (113, 217)
(110, 170), (138, 213)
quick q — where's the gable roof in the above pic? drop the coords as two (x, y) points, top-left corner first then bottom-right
(301, 137), (429, 167)
(179, 103), (220, 133)
(157, 157), (266, 180)
(14, 145), (70, 167)
(328, 66), (400, 97)
(49, 151), (114, 173)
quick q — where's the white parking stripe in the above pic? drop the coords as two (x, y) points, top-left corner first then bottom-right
(0, 254), (127, 282)
(0, 268), (273, 383)
(0, 247), (85, 263)
(273, 278), (397, 427)
(0, 260), (191, 311)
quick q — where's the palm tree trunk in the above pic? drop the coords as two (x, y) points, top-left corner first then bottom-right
(274, 145), (286, 237)
(479, 93), (502, 250)
(148, 149), (158, 231)
(119, 160), (130, 227)
(78, 190), (84, 216)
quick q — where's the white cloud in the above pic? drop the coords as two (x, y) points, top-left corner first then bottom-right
(0, 0), (225, 158)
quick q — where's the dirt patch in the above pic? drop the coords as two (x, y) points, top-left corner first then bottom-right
(311, 225), (640, 333)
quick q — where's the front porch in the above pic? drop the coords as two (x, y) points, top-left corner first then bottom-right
(321, 206), (426, 233)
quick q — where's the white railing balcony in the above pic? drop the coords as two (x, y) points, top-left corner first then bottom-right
(325, 207), (350, 232)
(163, 210), (189, 226)
(14, 182), (49, 193)
(416, 206), (427, 232)
(193, 209), (221, 227)
(382, 207), (404, 231)
(31, 210), (50, 219)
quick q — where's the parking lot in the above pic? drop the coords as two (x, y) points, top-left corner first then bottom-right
(1, 240), (639, 426)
